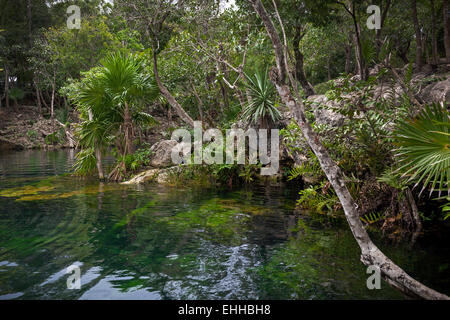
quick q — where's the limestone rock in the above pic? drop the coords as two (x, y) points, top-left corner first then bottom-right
(149, 139), (178, 168)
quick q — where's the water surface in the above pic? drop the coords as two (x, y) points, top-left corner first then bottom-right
(0, 150), (448, 299)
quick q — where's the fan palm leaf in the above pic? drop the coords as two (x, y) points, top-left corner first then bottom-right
(393, 103), (450, 195)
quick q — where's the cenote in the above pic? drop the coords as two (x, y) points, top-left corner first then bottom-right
(0, 150), (449, 300)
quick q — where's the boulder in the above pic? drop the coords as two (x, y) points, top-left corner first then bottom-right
(308, 95), (345, 127)
(121, 165), (186, 185)
(149, 139), (178, 168)
(121, 168), (160, 184)
(420, 77), (450, 103)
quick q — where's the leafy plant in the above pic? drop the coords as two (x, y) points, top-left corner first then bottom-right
(238, 164), (261, 184)
(70, 53), (159, 179)
(360, 212), (385, 225)
(441, 198), (450, 220)
(392, 103), (450, 195)
(123, 148), (153, 172)
(9, 87), (25, 109)
(45, 131), (60, 145)
(73, 148), (97, 175)
(27, 130), (38, 140)
(297, 183), (340, 215)
(242, 67), (281, 127)
(288, 156), (323, 182)
(434, 196), (450, 220)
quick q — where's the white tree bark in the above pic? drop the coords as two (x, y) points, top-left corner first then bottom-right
(250, 0), (449, 300)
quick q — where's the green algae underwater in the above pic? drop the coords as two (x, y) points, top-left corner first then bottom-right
(0, 150), (449, 299)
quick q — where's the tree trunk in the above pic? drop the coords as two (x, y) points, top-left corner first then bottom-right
(13, 99), (18, 112)
(430, 0), (439, 66)
(345, 32), (353, 74)
(152, 50), (195, 127)
(40, 89), (49, 110)
(5, 68), (9, 110)
(218, 79), (229, 114)
(27, 0), (32, 45)
(405, 187), (422, 244)
(27, 0), (42, 114)
(327, 56), (331, 81)
(235, 90), (246, 109)
(50, 71), (55, 120)
(345, 45), (352, 74)
(34, 79), (42, 115)
(293, 27), (315, 97)
(411, 0), (424, 70)
(397, 40), (411, 65)
(375, 0), (391, 59)
(444, 0), (450, 63)
(339, 1), (367, 80)
(251, 0), (449, 300)
(95, 147), (104, 180)
(124, 101), (134, 155)
(353, 15), (367, 80)
(88, 109), (104, 179)
(190, 80), (204, 122)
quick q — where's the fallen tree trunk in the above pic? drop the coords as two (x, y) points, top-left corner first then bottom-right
(251, 0), (448, 300)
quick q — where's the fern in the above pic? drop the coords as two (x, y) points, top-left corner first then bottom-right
(360, 212), (385, 224)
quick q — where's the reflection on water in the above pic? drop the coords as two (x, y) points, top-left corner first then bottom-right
(0, 149), (449, 300)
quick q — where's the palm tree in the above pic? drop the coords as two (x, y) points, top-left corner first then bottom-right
(393, 102), (450, 195)
(242, 67), (281, 129)
(71, 53), (159, 180)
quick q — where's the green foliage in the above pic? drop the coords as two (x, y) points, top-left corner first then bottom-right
(123, 148), (153, 172)
(26, 130), (38, 140)
(70, 52), (159, 177)
(314, 80), (334, 95)
(320, 72), (411, 176)
(360, 212), (385, 225)
(288, 155), (323, 182)
(440, 197), (450, 220)
(392, 103), (450, 194)
(73, 148), (97, 175)
(44, 131), (61, 145)
(242, 67), (281, 126)
(280, 120), (304, 154)
(296, 183), (340, 216)
(238, 164), (262, 184)
(55, 108), (69, 124)
(9, 87), (25, 101)
(377, 168), (409, 191)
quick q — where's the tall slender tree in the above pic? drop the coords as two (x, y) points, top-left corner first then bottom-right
(250, 0), (449, 300)
(411, 0), (424, 70)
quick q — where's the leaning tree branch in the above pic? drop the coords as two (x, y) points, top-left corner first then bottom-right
(250, 0), (448, 300)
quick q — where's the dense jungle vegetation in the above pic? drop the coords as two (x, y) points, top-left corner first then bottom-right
(0, 0), (449, 299)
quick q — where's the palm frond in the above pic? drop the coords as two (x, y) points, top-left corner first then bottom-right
(393, 103), (450, 195)
(242, 66), (281, 125)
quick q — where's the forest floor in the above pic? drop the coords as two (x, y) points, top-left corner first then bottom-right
(0, 105), (66, 151)
(0, 104), (183, 151)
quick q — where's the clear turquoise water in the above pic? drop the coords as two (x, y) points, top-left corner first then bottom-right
(0, 150), (448, 299)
